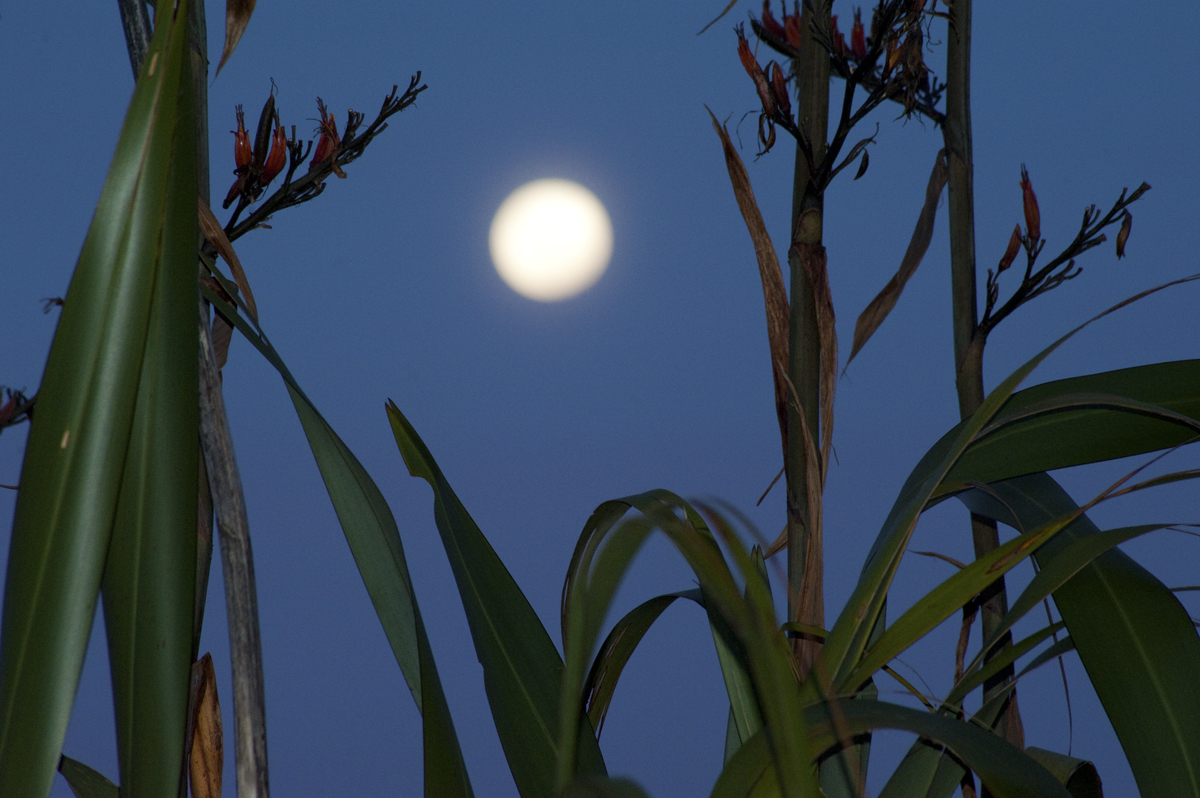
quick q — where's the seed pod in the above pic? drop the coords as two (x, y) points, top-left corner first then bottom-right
(854, 149), (869, 180)
(253, 90), (276, 169)
(998, 224), (1021, 273)
(1116, 211), (1132, 259)
(770, 61), (791, 118)
(1019, 164), (1041, 242)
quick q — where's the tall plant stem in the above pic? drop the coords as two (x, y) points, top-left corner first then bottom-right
(943, 0), (1023, 752)
(786, 0), (830, 675)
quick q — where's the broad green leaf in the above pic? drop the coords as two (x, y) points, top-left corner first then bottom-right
(962, 474), (1200, 797)
(387, 402), (606, 798)
(58, 756), (118, 798)
(198, 284), (473, 796)
(710, 729), (779, 798)
(944, 361), (1200, 490)
(0, 5), (196, 795)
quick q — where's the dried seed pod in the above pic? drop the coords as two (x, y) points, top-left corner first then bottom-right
(1019, 164), (1041, 242)
(253, 90), (276, 169)
(1116, 210), (1132, 259)
(998, 224), (1022, 273)
(854, 149), (869, 180)
(769, 61), (791, 118)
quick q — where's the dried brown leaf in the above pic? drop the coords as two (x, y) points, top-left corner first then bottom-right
(199, 199), (259, 323)
(708, 107), (791, 465)
(217, 0), (257, 76)
(791, 241), (838, 479)
(697, 0), (742, 35)
(189, 653), (224, 798)
(846, 150), (948, 367)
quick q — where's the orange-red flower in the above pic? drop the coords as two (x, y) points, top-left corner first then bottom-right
(1019, 164), (1040, 242)
(736, 27), (777, 118)
(830, 15), (847, 56)
(850, 9), (867, 60)
(998, 224), (1022, 273)
(232, 105), (252, 171)
(760, 1), (786, 40)
(310, 98), (340, 170)
(259, 111), (287, 187)
(784, 12), (801, 48)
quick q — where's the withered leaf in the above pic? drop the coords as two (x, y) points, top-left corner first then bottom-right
(708, 107), (791, 466)
(846, 149), (948, 367)
(697, 0), (741, 35)
(189, 653), (224, 798)
(199, 199), (259, 323)
(216, 0), (257, 76)
(791, 241), (838, 481)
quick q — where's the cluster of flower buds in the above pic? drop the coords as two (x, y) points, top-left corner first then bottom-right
(223, 89), (290, 209)
(759, 1), (801, 49)
(995, 165), (1043, 273)
(736, 25), (792, 153)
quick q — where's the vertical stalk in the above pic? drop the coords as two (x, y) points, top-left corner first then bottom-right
(786, 0), (830, 675)
(943, 0), (1024, 753)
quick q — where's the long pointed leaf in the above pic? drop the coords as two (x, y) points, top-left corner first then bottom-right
(0, 5), (196, 794)
(387, 401), (606, 797)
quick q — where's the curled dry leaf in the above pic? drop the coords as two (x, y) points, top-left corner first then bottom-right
(217, 0), (257, 75)
(199, 199), (259, 323)
(708, 107), (791, 467)
(189, 653), (224, 798)
(846, 149), (948, 367)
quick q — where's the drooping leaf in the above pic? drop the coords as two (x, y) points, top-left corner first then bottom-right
(709, 109), (791, 467)
(846, 150), (948, 366)
(199, 199), (258, 322)
(217, 0), (257, 75)
(199, 283), (474, 797)
(1023, 748), (1103, 798)
(387, 401), (605, 797)
(0, 4), (197, 794)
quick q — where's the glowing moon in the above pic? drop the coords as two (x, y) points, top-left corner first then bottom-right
(489, 179), (613, 302)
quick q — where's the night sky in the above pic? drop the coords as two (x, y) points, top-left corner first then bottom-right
(2, 2), (1198, 796)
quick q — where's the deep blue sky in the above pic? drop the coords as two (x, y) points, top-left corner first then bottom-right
(2, 2), (1198, 796)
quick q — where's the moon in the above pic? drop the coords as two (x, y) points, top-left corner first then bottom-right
(489, 179), (613, 302)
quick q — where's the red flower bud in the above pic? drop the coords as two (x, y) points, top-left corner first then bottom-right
(998, 224), (1022, 273)
(259, 112), (287, 188)
(1116, 211), (1132, 259)
(850, 9), (867, 60)
(760, 1), (786, 40)
(784, 12), (801, 48)
(310, 98), (340, 170)
(830, 15), (847, 57)
(232, 105), (251, 171)
(770, 61), (791, 118)
(736, 27), (776, 118)
(1019, 164), (1040, 243)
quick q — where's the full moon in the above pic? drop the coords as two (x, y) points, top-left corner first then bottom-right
(489, 179), (613, 302)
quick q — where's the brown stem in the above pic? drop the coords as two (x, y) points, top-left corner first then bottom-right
(786, 0), (830, 679)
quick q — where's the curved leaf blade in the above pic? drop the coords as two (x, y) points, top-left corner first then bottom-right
(0, 5), (196, 794)
(387, 401), (606, 797)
